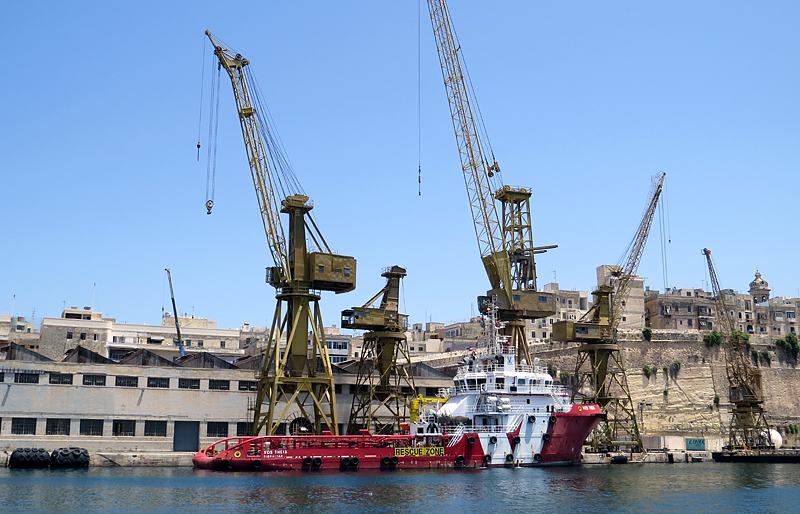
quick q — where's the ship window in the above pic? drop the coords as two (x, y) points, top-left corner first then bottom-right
(467, 379), (477, 391)
(518, 379), (526, 385)
(477, 378), (486, 390)
(496, 378), (504, 389)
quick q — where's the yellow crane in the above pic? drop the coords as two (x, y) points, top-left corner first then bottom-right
(703, 248), (774, 451)
(342, 266), (416, 434)
(553, 172), (665, 452)
(427, 0), (557, 363)
(206, 31), (357, 436)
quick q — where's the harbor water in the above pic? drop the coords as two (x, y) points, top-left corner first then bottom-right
(1, 462), (798, 513)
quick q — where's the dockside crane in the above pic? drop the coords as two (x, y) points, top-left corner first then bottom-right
(553, 172), (665, 452)
(165, 268), (185, 358)
(703, 248), (774, 451)
(342, 266), (416, 434)
(427, 0), (557, 363)
(206, 31), (357, 436)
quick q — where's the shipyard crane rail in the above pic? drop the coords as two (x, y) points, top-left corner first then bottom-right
(206, 30), (356, 436)
(427, 0), (556, 363)
(703, 248), (773, 450)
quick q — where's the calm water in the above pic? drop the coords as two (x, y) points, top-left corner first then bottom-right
(1, 463), (799, 513)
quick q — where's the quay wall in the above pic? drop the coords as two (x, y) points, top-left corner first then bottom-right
(533, 329), (800, 445)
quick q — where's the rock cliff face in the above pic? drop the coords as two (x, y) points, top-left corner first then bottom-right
(532, 329), (800, 444)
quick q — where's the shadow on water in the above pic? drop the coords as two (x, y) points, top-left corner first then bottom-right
(2, 463), (800, 513)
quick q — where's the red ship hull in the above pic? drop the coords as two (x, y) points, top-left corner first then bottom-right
(193, 405), (604, 471)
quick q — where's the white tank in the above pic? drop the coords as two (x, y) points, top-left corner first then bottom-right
(764, 429), (783, 449)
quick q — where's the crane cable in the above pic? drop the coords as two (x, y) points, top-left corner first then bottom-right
(418, 0), (422, 196)
(658, 179), (671, 291)
(205, 61), (221, 213)
(197, 36), (206, 162)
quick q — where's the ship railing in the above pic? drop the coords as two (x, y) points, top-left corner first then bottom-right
(466, 404), (567, 414)
(446, 425), (465, 447)
(456, 363), (550, 375)
(441, 424), (507, 434)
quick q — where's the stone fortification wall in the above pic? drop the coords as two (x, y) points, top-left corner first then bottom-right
(532, 329), (800, 444)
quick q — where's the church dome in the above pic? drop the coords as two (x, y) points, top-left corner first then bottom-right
(749, 270), (769, 291)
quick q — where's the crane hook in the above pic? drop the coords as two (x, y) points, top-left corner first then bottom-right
(206, 200), (214, 215)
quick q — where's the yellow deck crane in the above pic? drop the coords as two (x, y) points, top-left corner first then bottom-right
(427, 0), (557, 364)
(342, 266), (416, 434)
(553, 172), (665, 452)
(702, 248), (774, 451)
(206, 31), (357, 436)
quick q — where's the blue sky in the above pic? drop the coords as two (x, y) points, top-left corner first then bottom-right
(3, 1), (799, 332)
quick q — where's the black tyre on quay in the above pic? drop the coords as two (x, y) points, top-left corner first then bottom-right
(50, 447), (90, 469)
(9, 448), (51, 469)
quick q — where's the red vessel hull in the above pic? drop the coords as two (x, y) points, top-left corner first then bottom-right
(193, 405), (604, 471)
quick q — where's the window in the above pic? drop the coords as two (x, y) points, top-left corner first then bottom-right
(179, 378), (200, 389)
(110, 351), (128, 361)
(688, 319), (693, 328)
(344, 267), (351, 277)
(11, 418), (37, 435)
(238, 381), (257, 391)
(185, 340), (191, 347)
(83, 374), (106, 386)
(147, 377), (170, 389)
(513, 294), (521, 302)
(237, 422), (251, 437)
(93, 334), (99, 341)
(50, 373), (73, 385)
(209, 380), (230, 391)
(319, 265), (325, 273)
(115, 376), (139, 387)
(788, 312), (796, 319)
(220, 341), (226, 349)
(739, 312), (743, 319)
(80, 419), (104, 436)
(67, 332), (73, 340)
(80, 333), (86, 340)
(46, 418), (71, 436)
(418, 346), (424, 351)
(426, 387), (439, 397)
(198, 340), (203, 348)
(15, 372), (40, 384)
(113, 420), (136, 437)
(334, 384), (342, 394)
(144, 420), (167, 437)
(207, 422), (229, 438)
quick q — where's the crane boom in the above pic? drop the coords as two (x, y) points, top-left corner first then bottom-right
(609, 172), (666, 333)
(205, 30), (290, 283)
(427, 0), (556, 363)
(427, 0), (509, 298)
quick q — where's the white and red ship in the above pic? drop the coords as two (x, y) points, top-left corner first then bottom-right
(194, 309), (604, 471)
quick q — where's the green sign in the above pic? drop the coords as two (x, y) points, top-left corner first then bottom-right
(685, 438), (705, 450)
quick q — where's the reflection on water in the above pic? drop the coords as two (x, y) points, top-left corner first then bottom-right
(0, 463), (799, 513)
